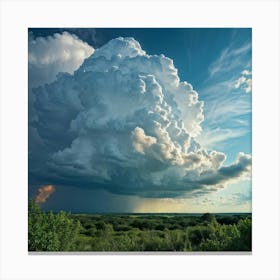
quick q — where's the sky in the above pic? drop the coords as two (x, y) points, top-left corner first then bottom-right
(28, 28), (252, 213)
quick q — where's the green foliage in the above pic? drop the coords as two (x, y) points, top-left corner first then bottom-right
(201, 213), (215, 223)
(236, 217), (252, 250)
(188, 225), (213, 248)
(28, 200), (81, 251)
(199, 217), (251, 251)
(28, 208), (252, 252)
(216, 215), (239, 225)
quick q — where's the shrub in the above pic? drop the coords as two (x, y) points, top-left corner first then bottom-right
(28, 200), (81, 251)
(199, 218), (252, 251)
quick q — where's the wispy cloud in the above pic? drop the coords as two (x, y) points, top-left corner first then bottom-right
(199, 41), (252, 150)
(200, 75), (251, 127)
(198, 91), (251, 149)
(208, 42), (251, 78)
(205, 96), (251, 126)
(197, 127), (248, 149)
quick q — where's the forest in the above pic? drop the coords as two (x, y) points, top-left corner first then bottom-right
(28, 200), (252, 252)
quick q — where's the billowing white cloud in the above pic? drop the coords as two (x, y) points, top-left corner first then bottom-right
(29, 37), (251, 199)
(28, 31), (94, 88)
(235, 69), (252, 93)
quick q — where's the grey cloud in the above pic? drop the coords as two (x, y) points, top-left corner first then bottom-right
(187, 153), (251, 187)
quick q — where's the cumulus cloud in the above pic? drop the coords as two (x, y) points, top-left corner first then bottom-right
(28, 31), (94, 88)
(35, 185), (55, 204)
(29, 37), (251, 199)
(234, 69), (252, 93)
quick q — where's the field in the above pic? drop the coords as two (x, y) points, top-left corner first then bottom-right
(28, 201), (252, 252)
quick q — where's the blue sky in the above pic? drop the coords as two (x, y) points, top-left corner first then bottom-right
(28, 28), (251, 213)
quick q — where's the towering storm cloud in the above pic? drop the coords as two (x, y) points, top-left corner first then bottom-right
(29, 36), (251, 198)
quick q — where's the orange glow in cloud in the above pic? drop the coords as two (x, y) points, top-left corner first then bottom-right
(35, 185), (55, 204)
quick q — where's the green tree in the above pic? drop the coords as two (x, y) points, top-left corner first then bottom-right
(199, 218), (252, 251)
(28, 200), (81, 251)
(201, 213), (216, 223)
(235, 217), (252, 250)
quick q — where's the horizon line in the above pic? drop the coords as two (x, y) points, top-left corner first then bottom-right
(42, 211), (252, 215)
